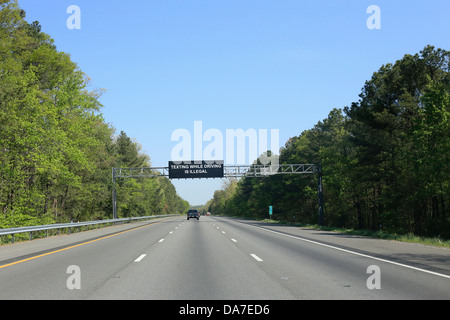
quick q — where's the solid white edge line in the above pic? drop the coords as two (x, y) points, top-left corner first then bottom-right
(250, 254), (263, 262)
(236, 221), (450, 280)
(134, 254), (146, 262)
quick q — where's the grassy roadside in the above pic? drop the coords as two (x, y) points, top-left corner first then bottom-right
(237, 217), (450, 249)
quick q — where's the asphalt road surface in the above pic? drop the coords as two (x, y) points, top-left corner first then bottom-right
(0, 216), (449, 300)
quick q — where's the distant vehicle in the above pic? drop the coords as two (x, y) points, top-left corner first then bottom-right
(187, 209), (200, 220)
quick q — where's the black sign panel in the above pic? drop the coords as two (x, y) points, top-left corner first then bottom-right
(168, 160), (224, 179)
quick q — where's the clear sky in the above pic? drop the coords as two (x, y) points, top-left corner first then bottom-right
(17, 0), (450, 205)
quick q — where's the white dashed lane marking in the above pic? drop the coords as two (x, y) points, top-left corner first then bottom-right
(134, 254), (147, 262)
(250, 254), (263, 262)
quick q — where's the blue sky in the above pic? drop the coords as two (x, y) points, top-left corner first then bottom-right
(17, 0), (450, 205)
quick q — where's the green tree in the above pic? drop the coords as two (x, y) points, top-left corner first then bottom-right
(344, 45), (449, 234)
(0, 1), (190, 232)
(213, 45), (449, 239)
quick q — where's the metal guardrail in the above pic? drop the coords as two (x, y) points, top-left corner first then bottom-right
(0, 215), (178, 244)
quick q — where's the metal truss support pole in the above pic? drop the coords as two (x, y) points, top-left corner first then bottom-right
(112, 168), (117, 219)
(317, 164), (325, 226)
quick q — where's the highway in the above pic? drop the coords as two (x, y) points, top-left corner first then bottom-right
(0, 215), (449, 300)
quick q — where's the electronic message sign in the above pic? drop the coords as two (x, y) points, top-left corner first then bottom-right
(168, 160), (224, 179)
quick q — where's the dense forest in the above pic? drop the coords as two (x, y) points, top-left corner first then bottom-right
(207, 45), (450, 239)
(0, 1), (189, 230)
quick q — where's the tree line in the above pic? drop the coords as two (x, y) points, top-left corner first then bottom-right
(207, 45), (449, 239)
(0, 1), (189, 230)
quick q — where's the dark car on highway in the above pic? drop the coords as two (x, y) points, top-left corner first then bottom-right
(187, 209), (200, 220)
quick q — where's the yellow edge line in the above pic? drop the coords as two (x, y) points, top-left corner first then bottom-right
(0, 217), (173, 270)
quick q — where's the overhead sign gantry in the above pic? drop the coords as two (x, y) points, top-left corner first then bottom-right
(112, 161), (324, 225)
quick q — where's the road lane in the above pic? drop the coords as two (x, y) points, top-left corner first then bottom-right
(0, 215), (449, 300)
(88, 217), (296, 299)
(208, 216), (450, 299)
(0, 217), (181, 299)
